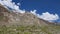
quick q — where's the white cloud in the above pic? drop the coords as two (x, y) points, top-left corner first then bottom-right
(17, 3), (20, 6)
(0, 0), (25, 13)
(39, 12), (59, 21)
(30, 10), (59, 21)
(30, 10), (37, 15)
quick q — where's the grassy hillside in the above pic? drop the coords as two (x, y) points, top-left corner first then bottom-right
(0, 25), (60, 34)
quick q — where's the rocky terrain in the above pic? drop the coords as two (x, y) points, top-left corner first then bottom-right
(0, 4), (60, 34)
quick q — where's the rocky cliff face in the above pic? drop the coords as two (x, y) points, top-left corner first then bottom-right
(0, 4), (60, 34)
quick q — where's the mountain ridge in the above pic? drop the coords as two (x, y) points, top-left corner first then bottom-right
(0, 4), (60, 34)
(0, 4), (59, 26)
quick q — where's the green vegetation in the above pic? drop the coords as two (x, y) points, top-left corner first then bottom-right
(40, 26), (52, 34)
(0, 25), (60, 34)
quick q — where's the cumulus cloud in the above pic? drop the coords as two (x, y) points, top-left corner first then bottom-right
(30, 10), (59, 21)
(0, 0), (25, 13)
(39, 12), (59, 21)
(30, 10), (37, 15)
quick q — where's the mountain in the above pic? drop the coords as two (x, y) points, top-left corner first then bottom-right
(0, 4), (48, 26)
(0, 4), (60, 34)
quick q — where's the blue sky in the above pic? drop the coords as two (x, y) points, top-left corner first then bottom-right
(0, 0), (60, 22)
(12, 0), (60, 16)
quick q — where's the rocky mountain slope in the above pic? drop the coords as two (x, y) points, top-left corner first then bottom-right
(0, 4), (60, 34)
(0, 4), (48, 26)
